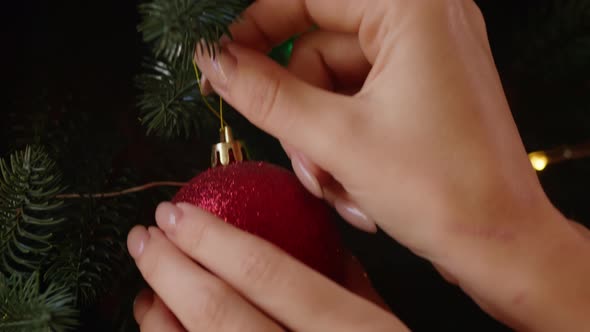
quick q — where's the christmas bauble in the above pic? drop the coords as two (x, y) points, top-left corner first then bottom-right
(172, 161), (346, 282)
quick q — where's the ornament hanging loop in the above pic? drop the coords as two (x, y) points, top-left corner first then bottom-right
(212, 126), (244, 167)
(193, 53), (244, 167)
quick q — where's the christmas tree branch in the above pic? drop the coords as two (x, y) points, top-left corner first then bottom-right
(138, 0), (252, 63)
(136, 0), (255, 139)
(56, 181), (187, 199)
(137, 55), (210, 139)
(0, 272), (78, 332)
(45, 187), (140, 306)
(1, 318), (50, 329)
(0, 146), (66, 274)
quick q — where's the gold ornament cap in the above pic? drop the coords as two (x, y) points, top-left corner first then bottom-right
(211, 126), (244, 167)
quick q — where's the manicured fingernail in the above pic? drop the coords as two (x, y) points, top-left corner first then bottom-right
(155, 202), (183, 233)
(212, 49), (236, 84)
(199, 73), (214, 96)
(292, 153), (322, 198)
(195, 43), (237, 91)
(334, 200), (377, 233)
(128, 226), (150, 258)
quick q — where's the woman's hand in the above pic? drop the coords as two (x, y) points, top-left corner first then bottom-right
(193, 0), (590, 330)
(128, 202), (407, 332)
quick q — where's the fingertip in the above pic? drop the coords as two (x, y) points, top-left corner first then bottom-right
(291, 152), (323, 198)
(139, 293), (187, 332)
(133, 288), (154, 324)
(199, 73), (214, 96)
(155, 202), (183, 234)
(173, 202), (222, 230)
(175, 202), (211, 220)
(147, 225), (164, 238)
(334, 200), (378, 234)
(155, 201), (173, 220)
(128, 226), (150, 259)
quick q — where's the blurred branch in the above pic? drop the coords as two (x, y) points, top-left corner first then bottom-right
(57, 181), (186, 199)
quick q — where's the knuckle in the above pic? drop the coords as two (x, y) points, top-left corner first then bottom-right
(332, 104), (363, 142)
(246, 71), (283, 131)
(291, 31), (320, 50)
(241, 11), (274, 50)
(189, 284), (229, 330)
(138, 248), (163, 284)
(188, 219), (213, 258)
(238, 242), (283, 288)
(442, 0), (485, 19)
(465, 1), (487, 29)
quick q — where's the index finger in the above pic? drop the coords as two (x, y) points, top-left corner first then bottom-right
(230, 0), (375, 52)
(155, 202), (409, 332)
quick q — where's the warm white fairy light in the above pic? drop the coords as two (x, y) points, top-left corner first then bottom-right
(529, 152), (549, 171)
(527, 142), (590, 172)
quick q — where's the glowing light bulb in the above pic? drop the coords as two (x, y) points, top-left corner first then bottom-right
(529, 152), (549, 171)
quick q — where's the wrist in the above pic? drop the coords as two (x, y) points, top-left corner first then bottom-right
(514, 219), (590, 331)
(439, 201), (590, 331)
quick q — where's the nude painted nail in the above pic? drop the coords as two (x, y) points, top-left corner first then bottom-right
(292, 154), (323, 198)
(155, 202), (183, 233)
(334, 200), (377, 233)
(128, 226), (150, 258)
(199, 73), (214, 96)
(195, 44), (237, 90)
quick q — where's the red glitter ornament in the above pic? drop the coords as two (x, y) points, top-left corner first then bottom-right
(172, 160), (347, 282)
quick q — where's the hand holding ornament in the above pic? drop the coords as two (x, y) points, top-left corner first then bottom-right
(194, 0), (590, 330)
(128, 203), (405, 332)
(129, 0), (590, 330)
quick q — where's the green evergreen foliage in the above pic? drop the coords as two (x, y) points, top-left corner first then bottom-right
(136, 0), (292, 141)
(136, 54), (213, 139)
(0, 272), (78, 332)
(0, 146), (65, 274)
(138, 0), (253, 62)
(0, 118), (142, 330)
(44, 193), (135, 307)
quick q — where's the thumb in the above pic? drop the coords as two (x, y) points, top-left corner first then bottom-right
(194, 42), (357, 169)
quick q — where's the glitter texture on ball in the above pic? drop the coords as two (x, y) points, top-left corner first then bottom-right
(172, 161), (346, 282)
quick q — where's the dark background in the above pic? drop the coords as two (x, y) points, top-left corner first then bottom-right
(2, 0), (589, 331)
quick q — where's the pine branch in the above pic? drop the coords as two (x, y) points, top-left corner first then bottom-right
(57, 181), (186, 199)
(45, 175), (138, 307)
(137, 54), (219, 139)
(0, 146), (65, 274)
(136, 1), (294, 140)
(0, 272), (78, 332)
(138, 0), (253, 63)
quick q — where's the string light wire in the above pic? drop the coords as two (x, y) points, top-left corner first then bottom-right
(529, 142), (590, 171)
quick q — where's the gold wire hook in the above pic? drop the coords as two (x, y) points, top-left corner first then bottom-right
(193, 44), (244, 167)
(193, 58), (226, 129)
